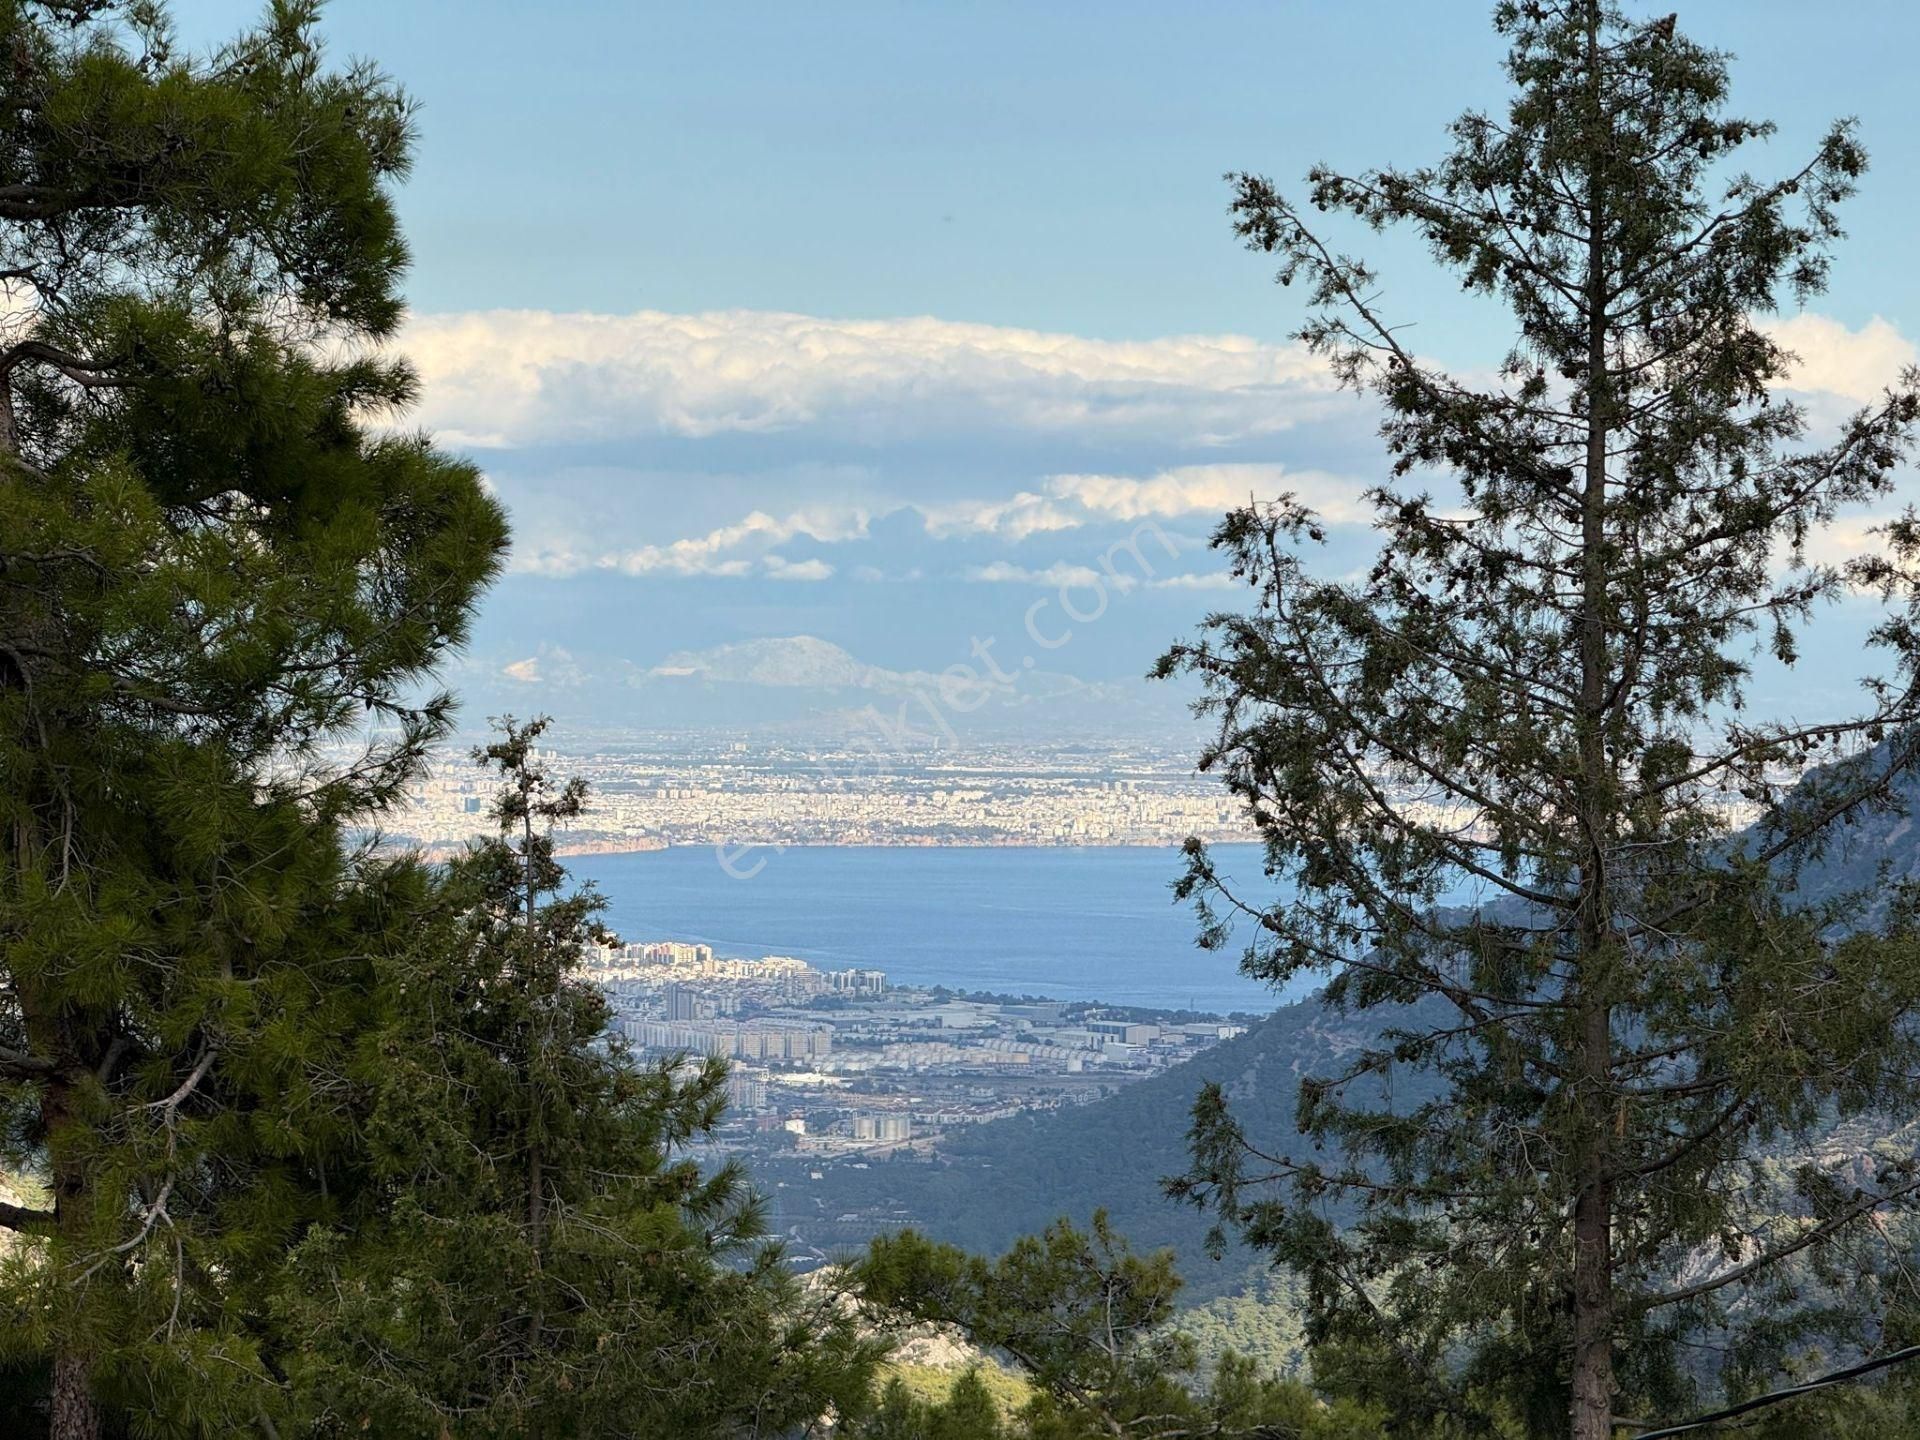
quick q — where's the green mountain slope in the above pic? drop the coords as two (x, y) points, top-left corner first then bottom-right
(765, 994), (1444, 1303)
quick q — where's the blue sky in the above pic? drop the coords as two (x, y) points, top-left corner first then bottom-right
(180, 3), (1920, 736)
(184, 1), (1920, 335)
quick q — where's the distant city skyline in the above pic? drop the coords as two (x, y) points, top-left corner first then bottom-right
(184, 3), (1920, 737)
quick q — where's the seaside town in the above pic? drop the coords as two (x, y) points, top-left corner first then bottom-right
(586, 939), (1247, 1161)
(391, 737), (1258, 854)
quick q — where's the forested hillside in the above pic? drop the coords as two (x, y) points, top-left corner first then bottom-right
(1778, 751), (1920, 917)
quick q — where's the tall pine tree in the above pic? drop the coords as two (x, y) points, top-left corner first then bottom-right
(1158, 4), (1920, 1436)
(0, 3), (505, 1434)
(268, 720), (885, 1437)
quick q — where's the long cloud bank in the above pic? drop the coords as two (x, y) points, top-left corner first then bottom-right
(400, 306), (1917, 453)
(418, 306), (1920, 584)
(401, 308), (1343, 449)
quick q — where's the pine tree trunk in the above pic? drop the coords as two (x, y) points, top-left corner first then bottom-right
(1570, 436), (1620, 1440)
(47, 1074), (101, 1440)
(1570, 8), (1618, 1429)
(51, 1352), (99, 1440)
(1570, 1033), (1616, 1440)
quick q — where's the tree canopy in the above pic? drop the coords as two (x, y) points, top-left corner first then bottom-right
(856, 1211), (1383, 1439)
(0, 2), (505, 1433)
(266, 719), (884, 1437)
(0, 5), (878, 1435)
(1159, 3), (1920, 1436)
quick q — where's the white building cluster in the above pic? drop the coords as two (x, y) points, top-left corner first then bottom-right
(622, 1018), (833, 1061)
(387, 739), (1262, 852)
(580, 936), (1248, 1160)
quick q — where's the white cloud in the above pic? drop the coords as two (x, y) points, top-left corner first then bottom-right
(921, 490), (1082, 541)
(1045, 462), (1369, 526)
(516, 505), (867, 578)
(1741, 316), (1920, 587)
(1760, 314), (1918, 403)
(511, 544), (595, 578)
(501, 657), (542, 683)
(400, 308), (1341, 449)
(1793, 516), (1906, 576)
(966, 561), (1140, 593)
(923, 463), (1369, 541)
(763, 556), (835, 582)
(1150, 571), (1242, 591)
(504, 462), (1354, 585)
(401, 307), (1909, 460)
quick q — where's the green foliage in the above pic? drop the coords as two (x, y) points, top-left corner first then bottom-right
(875, 1362), (1031, 1423)
(0, 3), (881, 1435)
(854, 1213), (1389, 1439)
(1157, 2), (1920, 1435)
(855, 1370), (1010, 1440)
(1738, 1380), (1920, 1439)
(1176, 1269), (1312, 1377)
(0, 4), (510, 1431)
(264, 721), (886, 1436)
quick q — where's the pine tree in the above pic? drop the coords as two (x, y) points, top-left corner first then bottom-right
(852, 1372), (1012, 1440)
(269, 719), (885, 1437)
(1157, 4), (1920, 1436)
(926, 1371), (1005, 1440)
(855, 1212), (1381, 1438)
(0, 3), (506, 1433)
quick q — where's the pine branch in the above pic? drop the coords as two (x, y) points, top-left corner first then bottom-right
(0, 1199), (57, 1234)
(0, 1044), (57, 1079)
(1633, 1175), (1920, 1313)
(0, 339), (125, 387)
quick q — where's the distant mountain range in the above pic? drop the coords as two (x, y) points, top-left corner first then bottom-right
(650, 635), (948, 691)
(1772, 759), (1920, 918)
(479, 634), (1200, 742)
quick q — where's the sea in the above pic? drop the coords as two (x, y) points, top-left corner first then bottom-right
(568, 843), (1312, 1016)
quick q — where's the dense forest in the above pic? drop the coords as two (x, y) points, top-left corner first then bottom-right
(7, 1), (1920, 1437)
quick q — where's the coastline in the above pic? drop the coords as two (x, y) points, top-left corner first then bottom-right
(393, 833), (1250, 864)
(550, 832), (1251, 858)
(554, 836), (671, 858)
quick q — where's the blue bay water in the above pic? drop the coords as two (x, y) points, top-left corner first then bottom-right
(569, 843), (1308, 1015)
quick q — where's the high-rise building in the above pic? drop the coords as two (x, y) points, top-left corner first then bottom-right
(852, 1113), (911, 1142)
